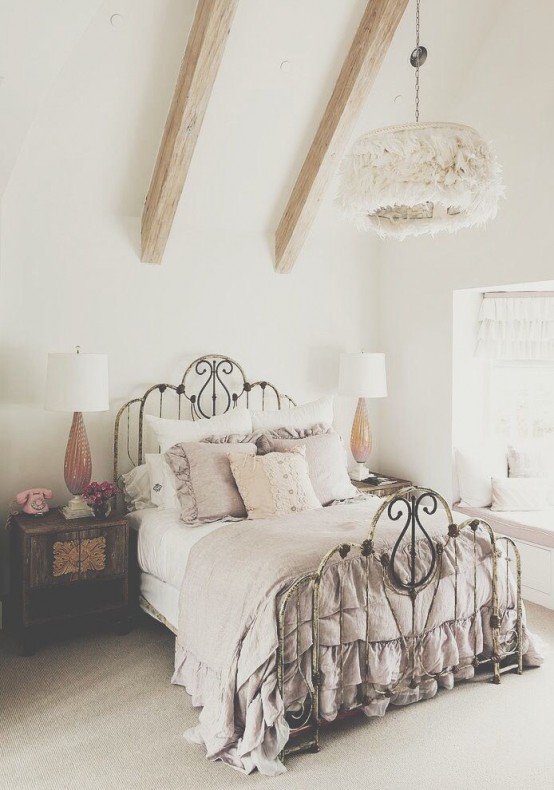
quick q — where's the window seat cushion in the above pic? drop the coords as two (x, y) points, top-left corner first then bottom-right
(454, 504), (554, 549)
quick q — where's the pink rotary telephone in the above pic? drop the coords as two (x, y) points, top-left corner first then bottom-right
(16, 488), (53, 515)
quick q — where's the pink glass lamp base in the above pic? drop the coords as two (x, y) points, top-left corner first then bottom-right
(350, 397), (373, 481)
(62, 412), (93, 519)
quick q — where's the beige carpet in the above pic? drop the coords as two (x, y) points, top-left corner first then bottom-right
(1, 603), (552, 790)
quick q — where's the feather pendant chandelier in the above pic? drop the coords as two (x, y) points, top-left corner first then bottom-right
(337, 0), (504, 240)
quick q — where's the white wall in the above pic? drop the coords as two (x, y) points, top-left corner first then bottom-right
(452, 290), (487, 453)
(378, 0), (554, 500)
(2, 0), (551, 598)
(0, 217), (377, 493)
(0, 1), (383, 592)
(451, 289), (490, 499)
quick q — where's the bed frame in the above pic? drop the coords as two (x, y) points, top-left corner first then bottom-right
(113, 353), (525, 765)
(113, 353), (295, 481)
(277, 487), (524, 761)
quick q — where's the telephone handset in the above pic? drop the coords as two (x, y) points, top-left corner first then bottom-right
(16, 488), (53, 515)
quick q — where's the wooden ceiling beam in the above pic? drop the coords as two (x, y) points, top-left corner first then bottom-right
(141, 0), (239, 264)
(275, 0), (409, 273)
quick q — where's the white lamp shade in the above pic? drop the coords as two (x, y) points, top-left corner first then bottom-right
(338, 352), (387, 398)
(45, 353), (109, 412)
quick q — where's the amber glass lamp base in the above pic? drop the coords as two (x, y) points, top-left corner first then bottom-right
(62, 412), (93, 519)
(350, 397), (372, 481)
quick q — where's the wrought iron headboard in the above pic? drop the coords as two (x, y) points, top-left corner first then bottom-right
(113, 354), (296, 480)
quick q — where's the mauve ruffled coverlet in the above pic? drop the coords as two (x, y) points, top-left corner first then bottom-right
(172, 499), (543, 775)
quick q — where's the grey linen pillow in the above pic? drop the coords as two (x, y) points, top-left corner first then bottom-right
(257, 426), (357, 505)
(164, 442), (256, 524)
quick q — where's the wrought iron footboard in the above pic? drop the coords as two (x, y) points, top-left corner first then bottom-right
(277, 487), (523, 760)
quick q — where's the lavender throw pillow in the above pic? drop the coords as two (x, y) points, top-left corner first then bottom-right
(165, 442), (256, 524)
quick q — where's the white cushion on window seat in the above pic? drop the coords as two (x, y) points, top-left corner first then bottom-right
(507, 437), (554, 505)
(454, 503), (554, 549)
(491, 477), (550, 511)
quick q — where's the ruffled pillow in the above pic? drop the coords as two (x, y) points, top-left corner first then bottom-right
(165, 442), (256, 524)
(121, 464), (153, 512)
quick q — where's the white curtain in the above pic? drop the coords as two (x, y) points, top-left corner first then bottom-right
(477, 296), (554, 360)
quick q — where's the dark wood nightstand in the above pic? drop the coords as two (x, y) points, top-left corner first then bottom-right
(9, 509), (131, 655)
(352, 473), (412, 498)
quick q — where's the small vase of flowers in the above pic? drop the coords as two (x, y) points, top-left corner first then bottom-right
(84, 481), (119, 519)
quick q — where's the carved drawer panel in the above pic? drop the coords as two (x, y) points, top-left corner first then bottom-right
(29, 525), (126, 588)
(79, 526), (126, 580)
(53, 539), (81, 576)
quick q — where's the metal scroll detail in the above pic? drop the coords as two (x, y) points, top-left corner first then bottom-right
(113, 354), (296, 480)
(386, 490), (438, 593)
(276, 486), (525, 764)
(188, 356), (242, 419)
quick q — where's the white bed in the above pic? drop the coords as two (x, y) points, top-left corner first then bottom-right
(128, 502), (489, 635)
(115, 355), (539, 773)
(115, 353), (308, 635)
(127, 508), (227, 631)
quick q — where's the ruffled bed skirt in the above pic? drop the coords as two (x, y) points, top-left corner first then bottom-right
(173, 606), (543, 776)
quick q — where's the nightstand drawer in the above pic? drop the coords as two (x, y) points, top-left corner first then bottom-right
(28, 578), (126, 622)
(29, 524), (127, 588)
(30, 530), (82, 587)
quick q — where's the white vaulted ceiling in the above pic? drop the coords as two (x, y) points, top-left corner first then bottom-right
(0, 1), (104, 197)
(0, 0), (504, 239)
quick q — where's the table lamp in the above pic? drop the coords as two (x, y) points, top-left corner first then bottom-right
(45, 348), (109, 519)
(338, 352), (387, 481)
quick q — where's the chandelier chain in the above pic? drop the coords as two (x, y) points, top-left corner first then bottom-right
(415, 0), (420, 123)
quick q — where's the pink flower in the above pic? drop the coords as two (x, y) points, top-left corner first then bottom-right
(83, 480), (120, 506)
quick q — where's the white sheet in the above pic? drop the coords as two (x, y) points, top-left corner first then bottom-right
(130, 504), (525, 632)
(140, 572), (180, 631)
(127, 508), (227, 590)
(128, 505), (495, 594)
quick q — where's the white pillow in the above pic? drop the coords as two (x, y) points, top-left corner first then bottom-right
(145, 454), (180, 509)
(455, 444), (507, 508)
(508, 437), (554, 476)
(121, 464), (153, 512)
(491, 477), (550, 511)
(144, 409), (253, 453)
(508, 438), (554, 505)
(250, 395), (334, 432)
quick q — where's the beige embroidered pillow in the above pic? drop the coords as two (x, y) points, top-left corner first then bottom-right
(258, 429), (356, 505)
(229, 446), (321, 520)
